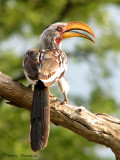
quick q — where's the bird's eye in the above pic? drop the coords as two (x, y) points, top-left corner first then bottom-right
(56, 26), (63, 32)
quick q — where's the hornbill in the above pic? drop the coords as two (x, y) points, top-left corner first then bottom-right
(23, 21), (95, 152)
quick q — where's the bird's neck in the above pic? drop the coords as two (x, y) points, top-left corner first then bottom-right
(39, 32), (61, 50)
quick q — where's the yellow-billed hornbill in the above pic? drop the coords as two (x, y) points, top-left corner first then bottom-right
(23, 21), (95, 152)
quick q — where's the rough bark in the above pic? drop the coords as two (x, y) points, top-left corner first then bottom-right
(0, 71), (120, 159)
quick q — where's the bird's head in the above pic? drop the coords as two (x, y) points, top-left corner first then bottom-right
(39, 21), (95, 49)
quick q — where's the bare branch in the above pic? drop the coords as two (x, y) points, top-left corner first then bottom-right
(0, 71), (120, 159)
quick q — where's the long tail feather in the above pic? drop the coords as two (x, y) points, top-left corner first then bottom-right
(30, 81), (50, 152)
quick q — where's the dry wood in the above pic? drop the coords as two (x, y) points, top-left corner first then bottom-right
(0, 71), (120, 159)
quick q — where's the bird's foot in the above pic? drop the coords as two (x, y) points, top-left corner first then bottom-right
(28, 84), (33, 90)
(61, 96), (68, 105)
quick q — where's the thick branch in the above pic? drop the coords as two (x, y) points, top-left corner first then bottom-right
(0, 71), (120, 159)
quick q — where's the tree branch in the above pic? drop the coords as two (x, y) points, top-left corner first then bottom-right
(0, 71), (120, 159)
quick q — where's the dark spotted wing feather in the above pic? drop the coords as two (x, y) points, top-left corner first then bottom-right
(23, 48), (68, 152)
(23, 49), (68, 86)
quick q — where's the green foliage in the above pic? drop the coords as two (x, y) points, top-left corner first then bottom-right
(0, 51), (23, 78)
(89, 87), (118, 113)
(0, 0), (119, 159)
(0, 105), (31, 159)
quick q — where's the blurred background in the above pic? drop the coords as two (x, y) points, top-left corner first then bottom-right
(0, 0), (120, 159)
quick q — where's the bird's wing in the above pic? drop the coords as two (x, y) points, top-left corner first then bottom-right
(23, 49), (67, 86)
(38, 49), (67, 86)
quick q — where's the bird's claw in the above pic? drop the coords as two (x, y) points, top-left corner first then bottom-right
(61, 97), (68, 105)
(28, 84), (33, 90)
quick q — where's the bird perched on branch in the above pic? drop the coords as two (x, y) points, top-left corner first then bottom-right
(23, 21), (95, 152)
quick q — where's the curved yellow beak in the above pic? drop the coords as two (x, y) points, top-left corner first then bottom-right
(62, 21), (96, 43)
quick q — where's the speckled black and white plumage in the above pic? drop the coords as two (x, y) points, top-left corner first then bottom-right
(23, 21), (95, 152)
(23, 48), (68, 87)
(23, 23), (68, 152)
